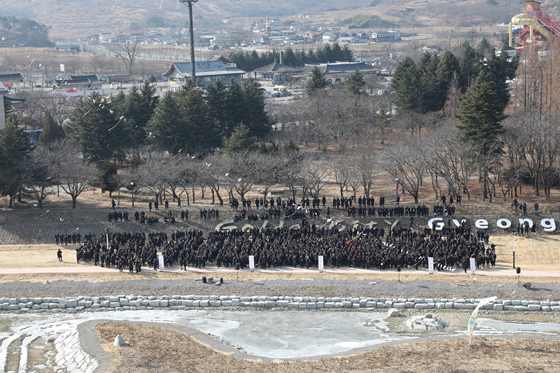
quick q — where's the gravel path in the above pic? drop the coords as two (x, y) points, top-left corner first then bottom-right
(1, 278), (558, 300)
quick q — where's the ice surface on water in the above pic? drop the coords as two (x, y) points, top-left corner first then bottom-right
(0, 311), (559, 362)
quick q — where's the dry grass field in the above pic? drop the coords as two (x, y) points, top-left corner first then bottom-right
(95, 322), (560, 373)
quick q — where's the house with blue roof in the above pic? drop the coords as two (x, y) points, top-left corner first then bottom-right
(163, 56), (245, 91)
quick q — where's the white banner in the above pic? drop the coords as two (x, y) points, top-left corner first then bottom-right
(318, 256), (324, 273)
(470, 258), (476, 275)
(249, 255), (255, 271)
(158, 255), (164, 271)
(60, 63), (65, 72)
(428, 257), (434, 274)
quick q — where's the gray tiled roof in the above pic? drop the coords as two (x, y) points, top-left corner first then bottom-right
(254, 61), (298, 73)
(0, 73), (23, 82)
(297, 62), (376, 76)
(165, 61), (245, 77)
(54, 75), (101, 87)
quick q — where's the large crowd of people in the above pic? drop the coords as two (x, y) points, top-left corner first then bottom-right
(68, 216), (496, 273)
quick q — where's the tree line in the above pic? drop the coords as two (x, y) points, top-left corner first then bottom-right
(0, 14), (53, 47)
(65, 79), (270, 165)
(228, 42), (354, 72)
(392, 40), (518, 115)
(5, 40), (560, 210)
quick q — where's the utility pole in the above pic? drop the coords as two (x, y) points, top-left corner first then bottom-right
(179, 0), (199, 86)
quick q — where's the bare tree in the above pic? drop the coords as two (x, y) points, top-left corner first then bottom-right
(163, 157), (189, 207)
(253, 152), (287, 199)
(382, 137), (425, 203)
(423, 124), (475, 200)
(502, 112), (560, 198)
(113, 36), (139, 77)
(136, 153), (168, 204)
(355, 154), (379, 197)
(199, 154), (227, 206)
(227, 29), (252, 47)
(52, 145), (96, 208)
(302, 156), (329, 199)
(331, 156), (352, 199)
(224, 151), (260, 201)
(284, 150), (306, 201)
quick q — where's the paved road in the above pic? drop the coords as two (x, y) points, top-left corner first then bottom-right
(0, 265), (557, 277)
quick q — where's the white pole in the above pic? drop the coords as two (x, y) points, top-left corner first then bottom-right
(106, 233), (109, 250)
(512, 234), (515, 268)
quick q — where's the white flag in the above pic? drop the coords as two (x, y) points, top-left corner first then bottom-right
(249, 255), (255, 272)
(318, 256), (324, 273)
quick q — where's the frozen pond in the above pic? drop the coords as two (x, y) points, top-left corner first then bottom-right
(1, 309), (560, 369)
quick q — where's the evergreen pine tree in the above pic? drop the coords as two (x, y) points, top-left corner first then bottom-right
(485, 47), (511, 110)
(331, 43), (345, 61)
(295, 49), (307, 67)
(180, 86), (218, 152)
(418, 53), (440, 113)
(0, 115), (33, 198)
(38, 111), (65, 145)
(316, 46), (327, 63)
(66, 93), (129, 164)
(283, 47), (297, 67)
(145, 91), (183, 151)
(222, 124), (257, 153)
(456, 72), (506, 154)
(224, 79), (245, 136)
(435, 50), (460, 111)
(242, 79), (270, 138)
(307, 66), (328, 93)
(206, 80), (228, 138)
(459, 41), (482, 92)
(342, 45), (354, 61)
(307, 49), (318, 64)
(324, 44), (334, 62)
(392, 57), (421, 113)
(99, 160), (118, 196)
(250, 50), (260, 68)
(346, 69), (365, 95)
(457, 72), (506, 200)
(478, 37), (492, 56)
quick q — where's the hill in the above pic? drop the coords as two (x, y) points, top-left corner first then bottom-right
(0, 0), (550, 39)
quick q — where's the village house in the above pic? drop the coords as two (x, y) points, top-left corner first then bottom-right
(163, 56), (245, 91)
(0, 73), (24, 93)
(53, 75), (104, 98)
(295, 62), (378, 84)
(0, 81), (25, 130)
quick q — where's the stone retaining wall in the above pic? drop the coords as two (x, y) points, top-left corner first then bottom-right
(1, 295), (558, 313)
(54, 327), (98, 373)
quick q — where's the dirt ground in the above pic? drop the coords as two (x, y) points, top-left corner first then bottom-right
(0, 233), (557, 280)
(96, 322), (560, 373)
(0, 245), (83, 268)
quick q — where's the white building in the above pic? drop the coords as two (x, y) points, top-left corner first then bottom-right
(53, 75), (104, 97)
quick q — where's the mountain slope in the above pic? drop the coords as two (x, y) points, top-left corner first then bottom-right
(0, 0), (542, 39)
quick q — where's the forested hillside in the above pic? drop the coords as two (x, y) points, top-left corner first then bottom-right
(0, 15), (53, 47)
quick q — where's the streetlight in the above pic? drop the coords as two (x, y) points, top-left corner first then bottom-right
(395, 177), (399, 195)
(179, 0), (199, 86)
(130, 182), (135, 208)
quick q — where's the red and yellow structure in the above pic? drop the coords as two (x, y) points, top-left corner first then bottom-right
(509, 0), (560, 49)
